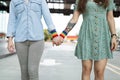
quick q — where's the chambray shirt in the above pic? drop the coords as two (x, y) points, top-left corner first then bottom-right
(7, 0), (55, 42)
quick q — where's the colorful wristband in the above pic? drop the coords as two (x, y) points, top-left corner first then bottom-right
(60, 31), (68, 39)
(50, 29), (58, 39)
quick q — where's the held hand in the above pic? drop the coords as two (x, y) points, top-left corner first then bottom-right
(58, 35), (64, 44)
(52, 36), (60, 46)
(111, 37), (117, 51)
(7, 40), (15, 53)
(52, 36), (64, 46)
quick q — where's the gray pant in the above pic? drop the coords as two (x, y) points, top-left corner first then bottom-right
(15, 40), (44, 80)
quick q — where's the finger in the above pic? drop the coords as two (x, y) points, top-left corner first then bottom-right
(54, 42), (59, 46)
(112, 43), (116, 51)
(52, 40), (59, 46)
(111, 42), (114, 50)
(9, 46), (14, 53)
(114, 43), (118, 50)
(52, 41), (56, 46)
(56, 42), (61, 46)
(53, 40), (60, 46)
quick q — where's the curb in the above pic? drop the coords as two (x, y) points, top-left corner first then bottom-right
(0, 53), (16, 59)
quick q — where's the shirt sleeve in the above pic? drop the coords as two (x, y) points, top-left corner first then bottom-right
(74, 0), (79, 11)
(107, 0), (116, 12)
(41, 0), (55, 32)
(7, 1), (16, 38)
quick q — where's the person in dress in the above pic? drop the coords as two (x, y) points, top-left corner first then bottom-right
(58, 0), (117, 80)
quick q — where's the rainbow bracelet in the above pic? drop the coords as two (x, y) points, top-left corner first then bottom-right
(60, 30), (68, 38)
(50, 29), (58, 39)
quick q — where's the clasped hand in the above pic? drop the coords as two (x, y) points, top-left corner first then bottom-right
(52, 35), (64, 46)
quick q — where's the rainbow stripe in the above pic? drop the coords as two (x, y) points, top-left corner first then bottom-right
(50, 29), (58, 39)
(60, 31), (68, 38)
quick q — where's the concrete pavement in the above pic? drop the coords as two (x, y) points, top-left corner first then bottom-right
(0, 42), (120, 80)
(0, 39), (15, 59)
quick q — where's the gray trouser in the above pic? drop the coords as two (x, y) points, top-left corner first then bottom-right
(15, 40), (44, 80)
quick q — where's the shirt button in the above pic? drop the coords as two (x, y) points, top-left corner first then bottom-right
(95, 28), (97, 31)
(95, 47), (98, 49)
(95, 34), (98, 37)
(95, 9), (98, 12)
(95, 16), (97, 18)
(95, 40), (98, 43)
(94, 54), (97, 56)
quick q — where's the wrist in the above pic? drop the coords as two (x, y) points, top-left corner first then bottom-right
(8, 37), (13, 41)
(111, 34), (118, 42)
(60, 30), (68, 39)
(111, 34), (117, 39)
(50, 29), (58, 39)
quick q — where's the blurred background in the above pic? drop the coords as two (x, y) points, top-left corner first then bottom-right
(0, 0), (120, 80)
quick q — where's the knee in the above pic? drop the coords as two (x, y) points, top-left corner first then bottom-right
(82, 66), (92, 75)
(95, 70), (104, 77)
(21, 65), (28, 72)
(28, 66), (39, 77)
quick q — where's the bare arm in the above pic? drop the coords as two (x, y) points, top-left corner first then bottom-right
(107, 11), (116, 34)
(60, 10), (81, 38)
(107, 11), (117, 51)
(70, 10), (81, 23)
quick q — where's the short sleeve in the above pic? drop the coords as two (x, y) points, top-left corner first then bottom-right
(74, 0), (79, 11)
(107, 0), (116, 12)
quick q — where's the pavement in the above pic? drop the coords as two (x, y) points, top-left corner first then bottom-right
(0, 39), (15, 59)
(0, 41), (120, 80)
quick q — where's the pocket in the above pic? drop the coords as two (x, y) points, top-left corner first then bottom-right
(14, 1), (25, 14)
(30, 0), (42, 12)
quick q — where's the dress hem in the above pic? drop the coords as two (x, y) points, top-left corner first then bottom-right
(74, 55), (113, 61)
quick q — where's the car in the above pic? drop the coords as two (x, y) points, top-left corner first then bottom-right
(113, 0), (120, 17)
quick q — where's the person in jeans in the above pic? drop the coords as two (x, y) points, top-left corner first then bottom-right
(7, 0), (60, 80)
(58, 0), (117, 80)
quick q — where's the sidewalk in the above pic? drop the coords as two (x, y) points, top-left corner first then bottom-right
(0, 42), (83, 80)
(0, 39), (15, 59)
(0, 42), (120, 80)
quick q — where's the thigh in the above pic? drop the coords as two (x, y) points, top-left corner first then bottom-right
(28, 40), (44, 66)
(94, 59), (107, 72)
(82, 60), (93, 70)
(15, 41), (29, 65)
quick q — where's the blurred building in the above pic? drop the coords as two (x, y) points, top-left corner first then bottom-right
(0, 0), (120, 36)
(0, 0), (119, 16)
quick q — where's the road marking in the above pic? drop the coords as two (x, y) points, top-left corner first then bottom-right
(106, 63), (120, 75)
(106, 66), (120, 75)
(107, 63), (120, 71)
(40, 59), (62, 66)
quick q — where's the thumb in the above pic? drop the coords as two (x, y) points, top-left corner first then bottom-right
(52, 42), (55, 46)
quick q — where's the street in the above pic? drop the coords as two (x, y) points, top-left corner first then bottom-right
(0, 42), (120, 80)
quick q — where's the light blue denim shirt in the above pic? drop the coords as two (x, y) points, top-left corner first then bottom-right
(7, 0), (56, 42)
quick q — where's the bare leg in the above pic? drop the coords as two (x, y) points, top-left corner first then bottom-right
(81, 60), (93, 80)
(94, 59), (107, 80)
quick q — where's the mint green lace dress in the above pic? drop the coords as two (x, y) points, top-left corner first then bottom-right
(74, 0), (115, 60)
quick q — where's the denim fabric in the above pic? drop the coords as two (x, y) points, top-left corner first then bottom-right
(7, 0), (55, 42)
